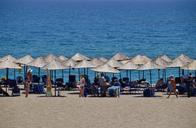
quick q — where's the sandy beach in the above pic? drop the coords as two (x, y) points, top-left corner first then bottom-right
(0, 92), (196, 128)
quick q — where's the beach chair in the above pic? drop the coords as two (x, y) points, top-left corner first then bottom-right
(32, 75), (40, 83)
(0, 87), (9, 96)
(12, 86), (20, 96)
(32, 84), (45, 94)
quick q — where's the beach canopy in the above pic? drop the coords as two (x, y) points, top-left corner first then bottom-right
(168, 58), (188, 68)
(58, 55), (68, 61)
(131, 55), (151, 65)
(182, 60), (196, 70)
(27, 57), (47, 68)
(106, 58), (123, 68)
(160, 55), (172, 63)
(174, 54), (193, 63)
(118, 61), (138, 70)
(42, 59), (66, 70)
(138, 61), (161, 70)
(0, 59), (21, 69)
(63, 59), (77, 68)
(154, 57), (169, 69)
(71, 53), (90, 62)
(91, 64), (120, 73)
(99, 57), (108, 62)
(44, 54), (58, 63)
(111, 53), (129, 61)
(0, 55), (17, 62)
(91, 58), (105, 67)
(120, 60), (130, 64)
(75, 60), (95, 68)
(16, 55), (34, 65)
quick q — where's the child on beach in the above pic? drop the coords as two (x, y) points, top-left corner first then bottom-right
(167, 75), (178, 98)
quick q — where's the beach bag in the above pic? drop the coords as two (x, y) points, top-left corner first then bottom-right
(143, 88), (154, 97)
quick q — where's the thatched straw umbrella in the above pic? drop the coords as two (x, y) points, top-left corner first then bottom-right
(16, 55), (34, 65)
(27, 57), (47, 80)
(58, 55), (68, 61)
(43, 59), (66, 96)
(0, 55), (16, 62)
(16, 55), (34, 78)
(118, 61), (138, 81)
(160, 55), (172, 63)
(91, 64), (120, 73)
(71, 53), (90, 62)
(63, 59), (77, 82)
(154, 57), (170, 80)
(168, 58), (189, 77)
(111, 53), (129, 61)
(170, 54), (192, 76)
(75, 60), (95, 76)
(0, 55), (18, 80)
(99, 57), (108, 63)
(106, 59), (123, 69)
(131, 55), (151, 65)
(138, 61), (161, 84)
(182, 60), (196, 76)
(131, 55), (151, 79)
(175, 54), (193, 63)
(44, 54), (59, 63)
(91, 58), (105, 67)
(0, 59), (21, 92)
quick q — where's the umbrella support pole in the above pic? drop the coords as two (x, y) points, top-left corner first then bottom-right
(179, 67), (181, 77)
(129, 70), (132, 81)
(62, 69), (63, 79)
(165, 69), (167, 82)
(68, 68), (71, 82)
(54, 70), (56, 81)
(138, 71), (140, 80)
(23, 66), (26, 80)
(195, 70), (196, 77)
(38, 68), (41, 83)
(78, 69), (80, 81)
(14, 69), (16, 79)
(150, 70), (152, 84)
(182, 69), (184, 75)
(126, 70), (128, 78)
(158, 69), (160, 80)
(142, 71), (144, 79)
(6, 68), (9, 92)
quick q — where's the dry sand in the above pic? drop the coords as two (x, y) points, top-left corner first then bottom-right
(0, 91), (196, 128)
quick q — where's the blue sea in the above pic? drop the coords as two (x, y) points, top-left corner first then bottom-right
(0, 0), (196, 83)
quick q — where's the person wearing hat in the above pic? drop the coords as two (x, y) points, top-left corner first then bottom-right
(25, 68), (32, 97)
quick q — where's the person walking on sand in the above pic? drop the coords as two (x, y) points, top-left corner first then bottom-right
(79, 75), (86, 97)
(25, 68), (32, 98)
(167, 75), (178, 98)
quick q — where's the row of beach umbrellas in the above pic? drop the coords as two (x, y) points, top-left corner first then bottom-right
(0, 53), (195, 79)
